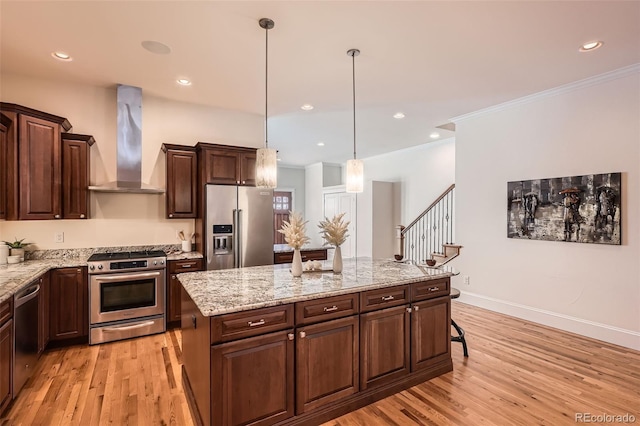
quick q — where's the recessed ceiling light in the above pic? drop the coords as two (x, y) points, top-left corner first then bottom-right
(317, 142), (325, 147)
(430, 132), (440, 139)
(301, 104), (314, 111)
(141, 40), (171, 55)
(51, 52), (72, 61)
(579, 40), (603, 52)
(393, 112), (405, 119)
(177, 79), (192, 86)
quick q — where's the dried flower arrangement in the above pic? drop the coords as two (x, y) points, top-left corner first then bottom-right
(278, 211), (310, 250)
(318, 213), (350, 247)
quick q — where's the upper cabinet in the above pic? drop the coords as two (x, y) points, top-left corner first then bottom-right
(162, 144), (197, 219)
(0, 114), (10, 219)
(0, 104), (93, 221)
(196, 142), (257, 186)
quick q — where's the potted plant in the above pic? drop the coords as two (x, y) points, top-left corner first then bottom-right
(318, 213), (350, 274)
(3, 238), (31, 261)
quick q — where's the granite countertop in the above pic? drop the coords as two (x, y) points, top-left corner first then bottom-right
(273, 244), (333, 253)
(0, 258), (87, 304)
(178, 258), (452, 317)
(166, 251), (204, 261)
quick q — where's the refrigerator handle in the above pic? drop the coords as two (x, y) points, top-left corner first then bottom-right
(233, 209), (239, 267)
(237, 209), (243, 268)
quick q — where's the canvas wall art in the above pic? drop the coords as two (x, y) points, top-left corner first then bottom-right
(507, 172), (621, 245)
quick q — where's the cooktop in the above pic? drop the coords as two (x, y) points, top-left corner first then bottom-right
(87, 250), (167, 262)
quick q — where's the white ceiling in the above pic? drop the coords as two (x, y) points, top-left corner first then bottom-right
(1, 1), (639, 166)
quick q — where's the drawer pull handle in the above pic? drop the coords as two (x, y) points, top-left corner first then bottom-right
(248, 319), (265, 327)
(182, 264), (195, 268)
(428, 287), (440, 292)
(381, 295), (395, 301)
(323, 305), (338, 312)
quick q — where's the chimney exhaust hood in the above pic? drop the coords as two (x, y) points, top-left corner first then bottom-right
(88, 85), (164, 194)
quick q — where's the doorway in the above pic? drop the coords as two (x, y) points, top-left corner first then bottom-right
(273, 191), (292, 244)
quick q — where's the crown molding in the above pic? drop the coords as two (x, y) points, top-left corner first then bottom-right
(451, 63), (640, 123)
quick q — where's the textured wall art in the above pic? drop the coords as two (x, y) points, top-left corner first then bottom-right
(507, 172), (621, 245)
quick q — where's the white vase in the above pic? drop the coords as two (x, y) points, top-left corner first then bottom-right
(291, 249), (303, 277)
(10, 248), (25, 262)
(333, 245), (343, 274)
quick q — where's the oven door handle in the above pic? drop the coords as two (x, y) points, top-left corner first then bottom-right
(93, 271), (162, 281)
(101, 320), (156, 332)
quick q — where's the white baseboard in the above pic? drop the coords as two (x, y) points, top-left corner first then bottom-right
(458, 291), (640, 351)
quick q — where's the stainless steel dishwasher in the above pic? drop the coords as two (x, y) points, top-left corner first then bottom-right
(13, 281), (40, 395)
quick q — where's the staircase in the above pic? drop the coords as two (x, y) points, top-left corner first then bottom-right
(399, 184), (462, 266)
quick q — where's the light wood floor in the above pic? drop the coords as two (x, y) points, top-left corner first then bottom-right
(2, 302), (639, 425)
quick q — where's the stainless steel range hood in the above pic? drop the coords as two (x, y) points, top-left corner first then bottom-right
(88, 85), (164, 194)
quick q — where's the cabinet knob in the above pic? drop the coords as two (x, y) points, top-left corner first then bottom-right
(54, 214), (61, 219)
(242, 181), (246, 184)
(172, 276), (176, 280)
(299, 331), (306, 339)
(236, 180), (240, 184)
(169, 214), (173, 218)
(288, 333), (294, 341)
(413, 306), (420, 311)
(80, 214), (85, 219)
(406, 307), (412, 313)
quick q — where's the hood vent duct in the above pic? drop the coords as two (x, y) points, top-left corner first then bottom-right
(88, 85), (164, 194)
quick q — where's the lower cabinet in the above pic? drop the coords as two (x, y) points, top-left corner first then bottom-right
(38, 271), (50, 354)
(168, 259), (203, 326)
(0, 317), (12, 414)
(411, 297), (451, 371)
(49, 267), (88, 341)
(211, 330), (295, 426)
(296, 315), (359, 414)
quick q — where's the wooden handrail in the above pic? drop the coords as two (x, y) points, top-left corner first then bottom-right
(401, 184), (455, 236)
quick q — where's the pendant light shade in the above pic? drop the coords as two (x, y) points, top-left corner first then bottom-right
(256, 18), (278, 189)
(346, 48), (363, 193)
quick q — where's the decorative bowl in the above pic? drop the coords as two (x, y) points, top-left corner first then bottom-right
(394, 254), (403, 261)
(425, 259), (437, 267)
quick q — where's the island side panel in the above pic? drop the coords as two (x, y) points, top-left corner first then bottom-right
(182, 287), (211, 426)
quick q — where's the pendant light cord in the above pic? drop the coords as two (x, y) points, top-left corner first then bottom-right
(264, 24), (269, 149)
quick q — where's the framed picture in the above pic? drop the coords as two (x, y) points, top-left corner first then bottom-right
(507, 172), (621, 245)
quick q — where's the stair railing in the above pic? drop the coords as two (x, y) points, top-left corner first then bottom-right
(400, 184), (455, 264)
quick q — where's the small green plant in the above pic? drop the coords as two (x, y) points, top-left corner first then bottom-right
(3, 238), (31, 249)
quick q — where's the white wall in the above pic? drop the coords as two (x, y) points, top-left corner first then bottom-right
(304, 163), (324, 247)
(0, 73), (263, 249)
(454, 68), (640, 349)
(356, 181), (397, 259)
(277, 166), (305, 216)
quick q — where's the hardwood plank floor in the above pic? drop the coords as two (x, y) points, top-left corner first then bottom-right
(2, 302), (639, 425)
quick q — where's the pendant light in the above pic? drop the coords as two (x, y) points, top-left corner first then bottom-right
(346, 48), (363, 193)
(255, 18), (278, 189)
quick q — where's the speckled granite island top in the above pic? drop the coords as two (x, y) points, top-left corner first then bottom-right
(178, 258), (452, 317)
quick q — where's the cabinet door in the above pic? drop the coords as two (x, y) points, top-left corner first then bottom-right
(62, 138), (89, 219)
(0, 318), (12, 414)
(38, 272), (50, 354)
(167, 259), (203, 325)
(296, 316), (359, 414)
(0, 121), (7, 219)
(50, 267), (88, 341)
(240, 151), (256, 186)
(19, 114), (61, 220)
(203, 149), (240, 185)
(411, 297), (451, 371)
(166, 149), (197, 218)
(211, 330), (295, 426)
(360, 305), (410, 390)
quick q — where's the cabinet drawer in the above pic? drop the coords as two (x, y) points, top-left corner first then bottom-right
(274, 249), (327, 264)
(0, 298), (12, 326)
(411, 278), (450, 302)
(211, 304), (294, 343)
(295, 293), (359, 326)
(169, 258), (203, 274)
(360, 285), (409, 313)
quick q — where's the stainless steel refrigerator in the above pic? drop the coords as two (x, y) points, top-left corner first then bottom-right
(206, 185), (274, 270)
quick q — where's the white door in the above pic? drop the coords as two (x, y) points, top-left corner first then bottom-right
(323, 191), (357, 258)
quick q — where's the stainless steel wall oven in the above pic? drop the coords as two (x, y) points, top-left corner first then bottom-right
(88, 250), (166, 345)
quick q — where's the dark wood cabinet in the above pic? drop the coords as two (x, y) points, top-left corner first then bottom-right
(411, 297), (451, 372)
(62, 134), (94, 219)
(197, 143), (257, 186)
(162, 144), (197, 219)
(296, 316), (359, 414)
(211, 330), (295, 426)
(0, 114), (10, 219)
(38, 272), (50, 355)
(360, 305), (411, 390)
(273, 249), (328, 264)
(18, 114), (62, 220)
(49, 267), (88, 341)
(167, 258), (203, 326)
(0, 103), (77, 221)
(0, 298), (12, 415)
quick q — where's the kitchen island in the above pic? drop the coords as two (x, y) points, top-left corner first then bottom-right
(179, 258), (454, 426)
